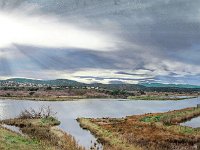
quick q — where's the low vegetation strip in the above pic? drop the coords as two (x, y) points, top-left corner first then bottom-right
(140, 107), (200, 124)
(78, 107), (200, 150)
(0, 96), (87, 101)
(128, 95), (197, 100)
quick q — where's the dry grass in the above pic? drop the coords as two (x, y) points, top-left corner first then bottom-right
(78, 107), (200, 150)
(0, 126), (55, 150)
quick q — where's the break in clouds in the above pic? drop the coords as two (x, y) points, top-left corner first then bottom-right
(0, 0), (200, 84)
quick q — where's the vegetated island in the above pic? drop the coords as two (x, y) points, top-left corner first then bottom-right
(0, 107), (85, 150)
(78, 107), (200, 150)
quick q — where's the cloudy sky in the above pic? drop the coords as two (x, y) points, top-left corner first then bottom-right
(0, 0), (200, 84)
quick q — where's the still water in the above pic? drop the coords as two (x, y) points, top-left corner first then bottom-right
(181, 117), (200, 128)
(0, 98), (199, 149)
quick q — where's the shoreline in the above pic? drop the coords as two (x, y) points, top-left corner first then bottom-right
(0, 95), (198, 102)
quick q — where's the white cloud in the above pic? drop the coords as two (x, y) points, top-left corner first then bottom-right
(0, 11), (117, 51)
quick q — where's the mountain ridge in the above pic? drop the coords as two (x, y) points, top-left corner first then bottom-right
(140, 82), (200, 89)
(1, 78), (200, 89)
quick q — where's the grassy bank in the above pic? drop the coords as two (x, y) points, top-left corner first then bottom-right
(1, 117), (84, 150)
(1, 106), (85, 150)
(128, 95), (197, 100)
(0, 126), (54, 150)
(78, 107), (200, 150)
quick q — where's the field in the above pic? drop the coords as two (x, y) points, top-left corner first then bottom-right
(78, 107), (200, 150)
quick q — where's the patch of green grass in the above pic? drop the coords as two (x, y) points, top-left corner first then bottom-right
(40, 117), (60, 126)
(140, 115), (163, 122)
(0, 127), (52, 150)
(180, 127), (195, 134)
(140, 107), (200, 125)
(4, 135), (38, 145)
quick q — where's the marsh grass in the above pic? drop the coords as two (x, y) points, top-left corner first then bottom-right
(78, 107), (200, 150)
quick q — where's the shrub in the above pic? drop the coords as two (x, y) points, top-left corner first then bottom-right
(18, 106), (57, 119)
(29, 92), (35, 96)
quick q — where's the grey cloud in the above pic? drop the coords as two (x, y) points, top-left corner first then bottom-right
(76, 76), (154, 81)
(116, 71), (149, 76)
(0, 56), (12, 76)
(15, 45), (117, 71)
(0, 0), (200, 84)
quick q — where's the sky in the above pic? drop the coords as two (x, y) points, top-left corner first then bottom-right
(0, 0), (200, 85)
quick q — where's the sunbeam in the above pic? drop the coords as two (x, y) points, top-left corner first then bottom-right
(0, 11), (116, 51)
(0, 49), (12, 76)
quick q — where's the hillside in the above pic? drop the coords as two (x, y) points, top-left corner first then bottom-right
(0, 78), (85, 87)
(140, 83), (200, 89)
(0, 78), (200, 93)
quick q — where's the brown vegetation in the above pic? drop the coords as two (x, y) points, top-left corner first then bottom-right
(78, 107), (200, 150)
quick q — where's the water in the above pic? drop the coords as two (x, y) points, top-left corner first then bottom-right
(180, 117), (200, 128)
(0, 97), (199, 149)
(2, 124), (23, 135)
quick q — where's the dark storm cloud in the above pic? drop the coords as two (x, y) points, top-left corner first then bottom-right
(15, 45), (117, 70)
(76, 75), (154, 81)
(116, 71), (148, 76)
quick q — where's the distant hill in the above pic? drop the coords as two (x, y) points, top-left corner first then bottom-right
(0, 78), (85, 87)
(1, 78), (200, 92)
(140, 83), (200, 89)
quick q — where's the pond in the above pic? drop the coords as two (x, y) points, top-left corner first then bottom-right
(0, 97), (199, 149)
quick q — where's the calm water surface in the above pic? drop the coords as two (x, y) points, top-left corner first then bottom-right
(0, 97), (199, 149)
(181, 117), (200, 128)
